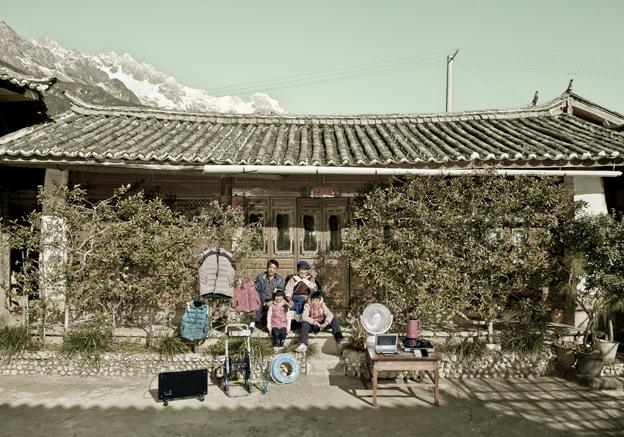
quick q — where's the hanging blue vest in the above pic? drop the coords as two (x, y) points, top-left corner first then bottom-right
(180, 302), (210, 341)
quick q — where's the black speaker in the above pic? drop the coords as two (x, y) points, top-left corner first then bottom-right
(158, 369), (208, 406)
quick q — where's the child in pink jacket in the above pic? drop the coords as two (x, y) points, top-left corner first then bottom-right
(267, 289), (292, 353)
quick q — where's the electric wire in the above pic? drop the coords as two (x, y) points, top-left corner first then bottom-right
(471, 49), (624, 66)
(222, 61), (441, 95)
(208, 51), (445, 93)
(468, 50), (624, 80)
(457, 59), (526, 105)
(208, 52), (446, 95)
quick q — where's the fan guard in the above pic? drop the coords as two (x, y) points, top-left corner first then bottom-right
(360, 303), (393, 335)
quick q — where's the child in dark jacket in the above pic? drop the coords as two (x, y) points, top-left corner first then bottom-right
(294, 291), (343, 353)
(267, 289), (292, 353)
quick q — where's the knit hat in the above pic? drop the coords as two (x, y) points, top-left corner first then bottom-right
(297, 260), (311, 270)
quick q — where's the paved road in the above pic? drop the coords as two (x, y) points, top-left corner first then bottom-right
(0, 374), (622, 437)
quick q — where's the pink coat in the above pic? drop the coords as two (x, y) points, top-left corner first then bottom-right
(232, 280), (260, 313)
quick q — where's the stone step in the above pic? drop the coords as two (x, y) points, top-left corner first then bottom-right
(304, 336), (345, 376)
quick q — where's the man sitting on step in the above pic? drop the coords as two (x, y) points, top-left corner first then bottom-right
(294, 291), (343, 353)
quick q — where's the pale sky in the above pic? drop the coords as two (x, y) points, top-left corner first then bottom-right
(3, 0), (624, 115)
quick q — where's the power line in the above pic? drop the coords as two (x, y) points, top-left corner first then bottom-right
(458, 59), (526, 104)
(471, 49), (624, 67)
(469, 50), (624, 79)
(208, 51), (446, 95)
(483, 60), (624, 81)
(234, 61), (441, 95)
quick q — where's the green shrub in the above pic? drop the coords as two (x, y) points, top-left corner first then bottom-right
(156, 335), (189, 359)
(203, 337), (274, 359)
(63, 328), (113, 358)
(113, 339), (151, 354)
(343, 174), (578, 330)
(340, 309), (368, 352)
(249, 337), (274, 360)
(0, 325), (40, 358)
(3, 186), (258, 346)
(437, 337), (487, 360)
(203, 339), (227, 357)
(204, 336), (317, 358)
(500, 329), (545, 354)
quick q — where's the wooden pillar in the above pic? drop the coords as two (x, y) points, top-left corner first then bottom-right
(0, 189), (9, 321)
(219, 177), (234, 251)
(220, 176), (233, 207)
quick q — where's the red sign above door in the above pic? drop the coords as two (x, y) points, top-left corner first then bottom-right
(310, 186), (335, 198)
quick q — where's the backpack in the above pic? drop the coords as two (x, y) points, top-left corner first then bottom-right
(180, 301), (210, 341)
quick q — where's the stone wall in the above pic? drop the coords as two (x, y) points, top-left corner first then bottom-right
(0, 351), (307, 379)
(2, 348), (621, 380)
(601, 359), (624, 377)
(0, 352), (221, 377)
(342, 348), (624, 380)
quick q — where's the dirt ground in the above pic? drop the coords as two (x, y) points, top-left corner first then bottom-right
(0, 373), (623, 437)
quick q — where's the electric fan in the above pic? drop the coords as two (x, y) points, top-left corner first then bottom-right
(360, 303), (393, 344)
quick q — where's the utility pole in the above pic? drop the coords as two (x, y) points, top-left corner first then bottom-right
(446, 49), (459, 112)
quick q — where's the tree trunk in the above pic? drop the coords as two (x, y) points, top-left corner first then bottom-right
(40, 302), (46, 347)
(23, 295), (28, 331)
(608, 316), (614, 342)
(487, 319), (494, 344)
(146, 308), (155, 348)
(63, 295), (69, 331)
(583, 314), (593, 352)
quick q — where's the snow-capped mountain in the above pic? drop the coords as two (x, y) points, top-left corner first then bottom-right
(0, 21), (285, 114)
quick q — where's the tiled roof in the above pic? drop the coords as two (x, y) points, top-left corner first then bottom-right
(1, 93), (624, 169)
(0, 66), (57, 92)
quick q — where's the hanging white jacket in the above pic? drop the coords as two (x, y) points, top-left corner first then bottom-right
(198, 247), (236, 298)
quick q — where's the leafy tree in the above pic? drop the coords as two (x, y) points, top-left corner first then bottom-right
(557, 213), (624, 349)
(2, 185), (256, 346)
(343, 174), (579, 339)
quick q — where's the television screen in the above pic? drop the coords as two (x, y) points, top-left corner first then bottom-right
(376, 334), (397, 346)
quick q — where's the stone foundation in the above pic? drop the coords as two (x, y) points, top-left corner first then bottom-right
(0, 352), (220, 377)
(0, 350), (307, 378)
(2, 345), (621, 380)
(342, 348), (624, 380)
(600, 359), (624, 377)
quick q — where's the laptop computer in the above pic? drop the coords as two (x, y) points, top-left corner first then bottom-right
(375, 334), (399, 355)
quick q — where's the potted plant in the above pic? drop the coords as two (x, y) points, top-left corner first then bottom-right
(553, 338), (578, 370)
(592, 271), (623, 363)
(546, 285), (568, 324)
(596, 315), (619, 363)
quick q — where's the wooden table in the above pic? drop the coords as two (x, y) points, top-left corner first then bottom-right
(365, 344), (440, 407)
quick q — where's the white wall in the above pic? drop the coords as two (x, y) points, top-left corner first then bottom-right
(568, 175), (608, 216)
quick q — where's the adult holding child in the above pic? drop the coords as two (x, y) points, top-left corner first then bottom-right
(250, 259), (284, 330)
(284, 260), (321, 321)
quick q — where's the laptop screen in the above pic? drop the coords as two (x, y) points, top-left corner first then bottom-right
(376, 334), (397, 347)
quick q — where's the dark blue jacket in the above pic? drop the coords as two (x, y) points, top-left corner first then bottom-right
(254, 272), (285, 300)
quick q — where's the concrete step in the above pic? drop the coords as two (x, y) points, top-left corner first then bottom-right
(305, 336), (345, 376)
